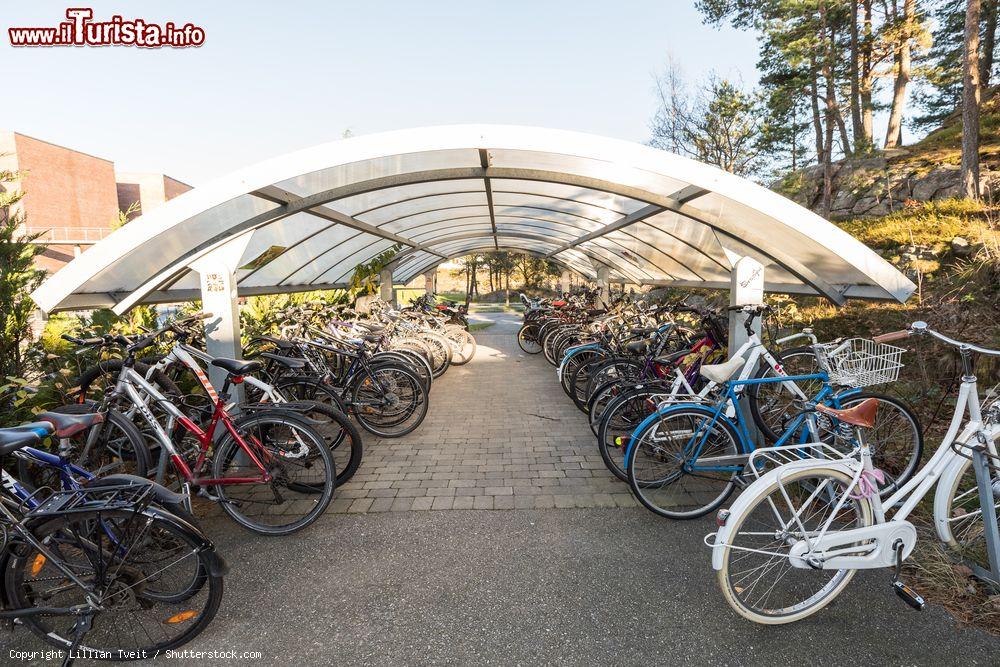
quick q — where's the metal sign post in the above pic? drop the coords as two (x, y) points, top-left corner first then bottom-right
(969, 447), (1000, 589)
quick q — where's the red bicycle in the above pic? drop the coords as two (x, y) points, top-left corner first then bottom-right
(62, 317), (336, 536)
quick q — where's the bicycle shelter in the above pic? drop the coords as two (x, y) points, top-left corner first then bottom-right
(31, 124), (915, 379)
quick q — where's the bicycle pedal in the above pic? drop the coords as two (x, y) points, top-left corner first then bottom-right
(892, 580), (926, 611)
(196, 487), (221, 503)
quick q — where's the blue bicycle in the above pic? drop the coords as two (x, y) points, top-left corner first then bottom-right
(622, 311), (922, 519)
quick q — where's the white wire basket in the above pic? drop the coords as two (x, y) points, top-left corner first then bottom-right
(814, 338), (905, 387)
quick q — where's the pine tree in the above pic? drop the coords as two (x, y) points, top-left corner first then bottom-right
(0, 167), (45, 381)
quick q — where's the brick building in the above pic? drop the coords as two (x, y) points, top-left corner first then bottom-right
(0, 131), (190, 274)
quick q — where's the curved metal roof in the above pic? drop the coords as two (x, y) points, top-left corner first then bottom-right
(32, 125), (914, 313)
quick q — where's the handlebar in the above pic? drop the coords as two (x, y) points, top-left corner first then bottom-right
(876, 321), (1000, 356)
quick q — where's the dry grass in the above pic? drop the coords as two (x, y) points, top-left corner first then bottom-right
(837, 198), (998, 249)
(904, 527), (1000, 631)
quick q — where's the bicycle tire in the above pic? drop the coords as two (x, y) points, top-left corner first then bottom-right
(17, 406), (151, 487)
(7, 509), (224, 654)
(626, 404), (744, 519)
(212, 410), (335, 535)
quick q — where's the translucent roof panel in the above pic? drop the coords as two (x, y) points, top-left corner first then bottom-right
(32, 125), (915, 313)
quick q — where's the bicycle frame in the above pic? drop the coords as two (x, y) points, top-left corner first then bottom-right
(1, 447), (94, 509)
(109, 358), (274, 489)
(624, 328), (851, 471)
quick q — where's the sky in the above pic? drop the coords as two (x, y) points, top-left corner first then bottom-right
(4, 1), (767, 185)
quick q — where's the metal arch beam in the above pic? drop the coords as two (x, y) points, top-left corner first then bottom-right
(409, 222), (579, 246)
(352, 188), (485, 217)
(390, 213), (713, 281)
(396, 237), (600, 283)
(386, 207), (728, 277)
(542, 203), (663, 257)
(479, 149), (500, 250)
(390, 230), (657, 284)
(379, 202), (613, 230)
(253, 185), (447, 258)
(354, 185), (629, 220)
(86, 166), (850, 312)
(389, 231), (643, 280)
(251, 168), (843, 301)
(308, 237), (398, 286)
(399, 249), (594, 285)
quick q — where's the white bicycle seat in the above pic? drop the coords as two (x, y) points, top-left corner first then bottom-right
(699, 356), (745, 384)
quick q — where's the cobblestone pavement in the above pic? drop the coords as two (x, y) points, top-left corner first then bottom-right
(332, 311), (636, 513)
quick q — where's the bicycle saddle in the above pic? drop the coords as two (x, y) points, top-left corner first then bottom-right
(259, 335), (295, 351)
(0, 423), (49, 455)
(259, 352), (307, 370)
(699, 356), (745, 383)
(211, 357), (263, 376)
(626, 340), (649, 354)
(36, 411), (103, 438)
(815, 398), (879, 428)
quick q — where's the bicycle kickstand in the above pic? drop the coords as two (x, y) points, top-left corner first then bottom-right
(62, 611), (93, 667)
(891, 539), (927, 611)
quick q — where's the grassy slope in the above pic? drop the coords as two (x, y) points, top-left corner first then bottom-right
(898, 91), (1000, 172)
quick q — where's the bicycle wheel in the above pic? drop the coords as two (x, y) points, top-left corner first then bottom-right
(8, 509), (223, 654)
(274, 376), (349, 413)
(746, 346), (822, 443)
(578, 358), (643, 411)
(597, 387), (664, 481)
(587, 379), (628, 434)
(626, 405), (743, 519)
(717, 466), (872, 624)
(18, 406), (150, 488)
(294, 399), (364, 486)
(75, 358), (179, 405)
(350, 363), (429, 437)
(445, 327), (477, 365)
(832, 392), (922, 495)
(212, 411), (335, 535)
(559, 349), (601, 400)
(420, 332), (452, 378)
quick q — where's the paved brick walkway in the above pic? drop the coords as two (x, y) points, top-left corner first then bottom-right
(332, 311), (637, 512)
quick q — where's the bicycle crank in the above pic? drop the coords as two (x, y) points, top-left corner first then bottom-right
(891, 539), (926, 611)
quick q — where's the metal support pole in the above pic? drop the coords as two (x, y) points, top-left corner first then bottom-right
(595, 265), (610, 308)
(728, 256), (764, 445)
(188, 236), (251, 395)
(380, 267), (396, 307)
(424, 269), (437, 297)
(560, 270), (572, 295)
(728, 256), (764, 360)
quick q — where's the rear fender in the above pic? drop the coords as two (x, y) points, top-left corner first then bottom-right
(709, 459), (860, 570)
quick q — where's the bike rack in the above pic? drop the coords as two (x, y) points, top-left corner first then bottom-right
(969, 447), (1000, 590)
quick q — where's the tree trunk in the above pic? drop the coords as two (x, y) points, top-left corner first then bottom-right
(860, 0), (875, 148)
(884, 0), (915, 148)
(849, 0), (863, 152)
(820, 1), (836, 216)
(962, 0), (983, 199)
(982, 0), (998, 90)
(835, 104), (853, 156)
(809, 60), (825, 162)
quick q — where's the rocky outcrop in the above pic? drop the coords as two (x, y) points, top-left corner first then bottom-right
(775, 152), (1000, 219)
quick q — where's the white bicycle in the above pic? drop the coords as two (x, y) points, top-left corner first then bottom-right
(707, 321), (1000, 623)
